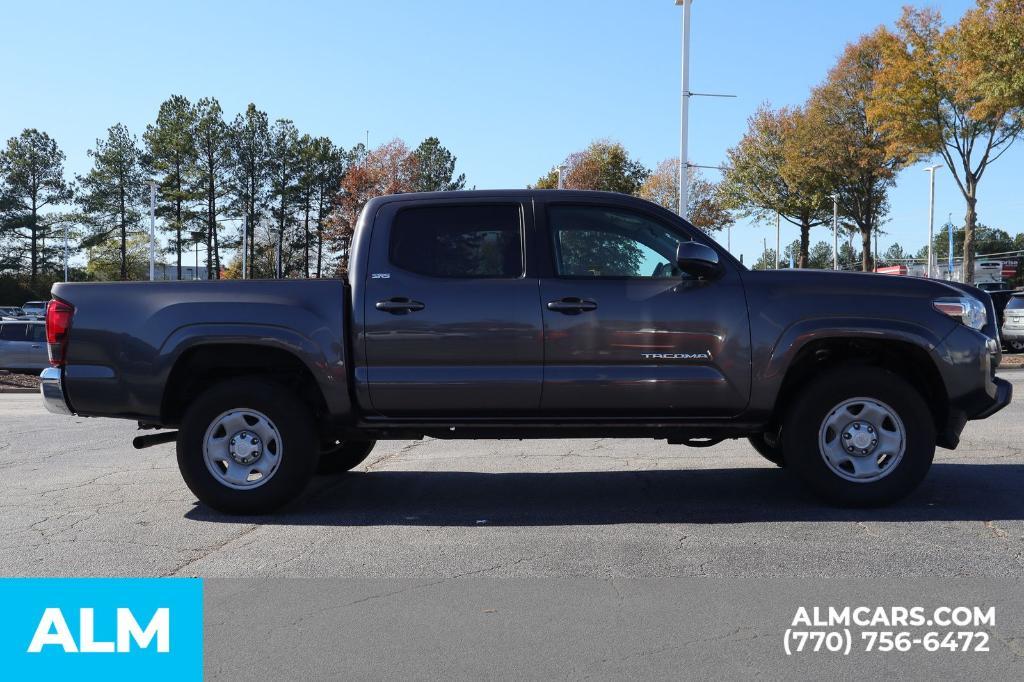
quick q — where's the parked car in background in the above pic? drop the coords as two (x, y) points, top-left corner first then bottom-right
(18, 301), (47, 320)
(0, 320), (48, 371)
(0, 306), (23, 319)
(1001, 293), (1024, 352)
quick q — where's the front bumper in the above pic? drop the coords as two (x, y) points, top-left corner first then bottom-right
(975, 376), (1012, 419)
(39, 367), (72, 415)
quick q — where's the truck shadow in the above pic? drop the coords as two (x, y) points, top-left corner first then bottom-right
(185, 462), (1024, 525)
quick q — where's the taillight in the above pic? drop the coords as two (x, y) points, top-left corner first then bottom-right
(45, 299), (74, 367)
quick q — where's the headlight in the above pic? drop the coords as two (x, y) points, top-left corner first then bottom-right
(934, 296), (987, 330)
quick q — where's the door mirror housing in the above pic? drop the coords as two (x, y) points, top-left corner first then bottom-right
(675, 241), (723, 279)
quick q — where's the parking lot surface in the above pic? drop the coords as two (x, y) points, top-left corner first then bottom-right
(2, 372), (1023, 579)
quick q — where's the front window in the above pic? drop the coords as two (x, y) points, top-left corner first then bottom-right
(548, 205), (688, 279)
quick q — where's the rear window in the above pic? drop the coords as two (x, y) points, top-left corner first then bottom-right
(389, 204), (523, 278)
(0, 324), (27, 341)
(1007, 296), (1024, 310)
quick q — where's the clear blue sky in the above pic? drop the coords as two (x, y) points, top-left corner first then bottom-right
(2, 0), (1020, 266)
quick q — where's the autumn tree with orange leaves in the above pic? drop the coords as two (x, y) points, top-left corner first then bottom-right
(868, 3), (1024, 282)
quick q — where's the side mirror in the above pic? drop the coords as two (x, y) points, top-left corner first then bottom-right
(675, 241), (723, 279)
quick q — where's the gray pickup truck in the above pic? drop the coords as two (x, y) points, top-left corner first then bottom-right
(40, 190), (1010, 513)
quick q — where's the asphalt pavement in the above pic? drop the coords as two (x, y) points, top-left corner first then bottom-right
(2, 373), (1022, 580)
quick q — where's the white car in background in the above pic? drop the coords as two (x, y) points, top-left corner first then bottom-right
(0, 320), (48, 371)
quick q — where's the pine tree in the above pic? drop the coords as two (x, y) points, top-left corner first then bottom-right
(0, 129), (73, 285)
(77, 124), (146, 281)
(192, 98), (231, 278)
(228, 104), (270, 279)
(412, 137), (466, 192)
(144, 95), (198, 280)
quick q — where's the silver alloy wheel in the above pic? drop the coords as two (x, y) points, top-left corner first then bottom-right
(817, 397), (906, 483)
(202, 408), (283, 490)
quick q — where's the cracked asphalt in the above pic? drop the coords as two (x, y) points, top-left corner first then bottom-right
(1, 372), (1023, 580)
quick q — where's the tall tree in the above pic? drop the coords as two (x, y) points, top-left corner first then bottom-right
(77, 124), (145, 281)
(192, 98), (230, 278)
(329, 139), (415, 273)
(720, 105), (833, 268)
(799, 33), (905, 272)
(411, 137), (466, 192)
(144, 95), (198, 280)
(267, 119), (301, 277)
(228, 104), (270, 279)
(869, 5), (1024, 282)
(297, 136), (345, 278)
(534, 139), (650, 194)
(638, 158), (734, 234)
(0, 129), (73, 285)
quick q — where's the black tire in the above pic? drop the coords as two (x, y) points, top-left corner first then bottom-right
(177, 378), (318, 514)
(1006, 340), (1024, 353)
(316, 439), (377, 474)
(748, 431), (785, 467)
(781, 366), (935, 507)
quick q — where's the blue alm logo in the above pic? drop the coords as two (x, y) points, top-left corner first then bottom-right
(0, 578), (202, 680)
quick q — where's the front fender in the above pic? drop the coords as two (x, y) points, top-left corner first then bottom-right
(748, 317), (951, 419)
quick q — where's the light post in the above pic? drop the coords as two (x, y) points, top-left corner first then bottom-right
(62, 220), (68, 282)
(240, 216), (247, 280)
(190, 231), (205, 280)
(924, 164), (942, 278)
(557, 165), (566, 190)
(775, 211), (780, 269)
(830, 194), (839, 270)
(675, 0), (692, 219)
(147, 181), (157, 281)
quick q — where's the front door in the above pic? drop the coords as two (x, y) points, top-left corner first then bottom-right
(538, 202), (751, 418)
(362, 200), (543, 417)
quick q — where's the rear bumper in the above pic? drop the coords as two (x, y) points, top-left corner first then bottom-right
(39, 367), (72, 415)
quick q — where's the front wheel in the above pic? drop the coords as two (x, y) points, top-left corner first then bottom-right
(177, 378), (318, 514)
(781, 366), (935, 507)
(1006, 340), (1024, 353)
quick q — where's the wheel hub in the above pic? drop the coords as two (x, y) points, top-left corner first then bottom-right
(842, 421), (877, 455)
(228, 430), (263, 465)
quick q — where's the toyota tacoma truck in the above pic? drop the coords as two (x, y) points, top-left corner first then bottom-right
(39, 190), (1011, 514)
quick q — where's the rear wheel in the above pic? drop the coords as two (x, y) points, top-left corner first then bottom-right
(781, 366), (935, 506)
(316, 439), (376, 474)
(177, 378), (317, 514)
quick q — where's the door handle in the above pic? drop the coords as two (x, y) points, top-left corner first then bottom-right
(376, 297), (425, 314)
(547, 297), (598, 314)
(30, 345), (41, 349)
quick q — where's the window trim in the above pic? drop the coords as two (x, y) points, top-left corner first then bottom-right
(387, 202), (527, 280)
(545, 203), (693, 281)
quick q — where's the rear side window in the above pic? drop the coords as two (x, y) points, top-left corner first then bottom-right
(1007, 296), (1024, 310)
(0, 324), (26, 341)
(389, 204), (523, 278)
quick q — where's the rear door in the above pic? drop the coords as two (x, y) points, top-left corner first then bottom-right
(361, 199), (544, 417)
(537, 201), (751, 418)
(25, 323), (48, 369)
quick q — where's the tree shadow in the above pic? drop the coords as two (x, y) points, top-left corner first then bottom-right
(184, 462), (1024, 526)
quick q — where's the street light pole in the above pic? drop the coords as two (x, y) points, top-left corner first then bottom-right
(924, 164), (942, 278)
(62, 220), (68, 282)
(557, 165), (566, 189)
(775, 211), (780, 269)
(240, 216), (247, 280)
(676, 0), (692, 219)
(147, 181), (157, 281)
(830, 194), (839, 270)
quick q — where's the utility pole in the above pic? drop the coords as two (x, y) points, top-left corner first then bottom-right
(148, 181), (157, 281)
(240, 216), (247, 280)
(775, 211), (780, 269)
(62, 220), (68, 282)
(830, 194), (839, 270)
(676, 0), (692, 219)
(557, 165), (566, 189)
(924, 164), (941, 278)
